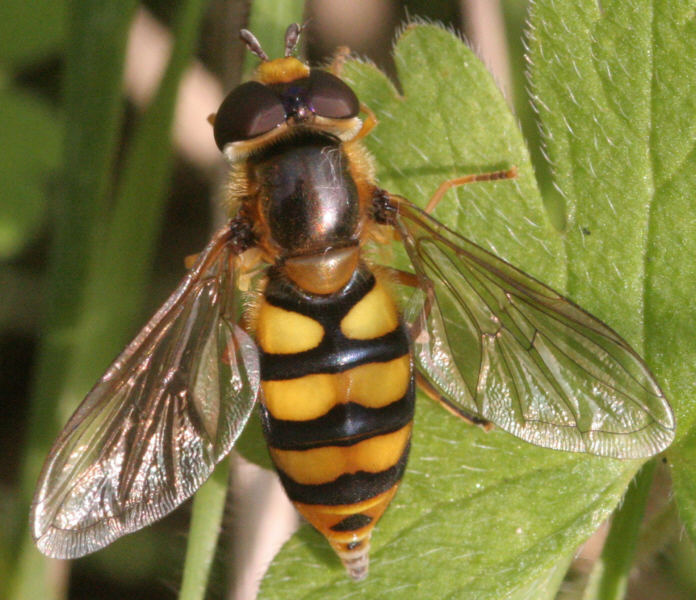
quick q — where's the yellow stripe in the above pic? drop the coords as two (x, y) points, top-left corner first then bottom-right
(263, 373), (337, 421)
(269, 423), (412, 485)
(256, 300), (324, 353)
(262, 355), (410, 420)
(293, 486), (396, 516)
(293, 486), (400, 544)
(340, 280), (399, 340)
(347, 355), (410, 408)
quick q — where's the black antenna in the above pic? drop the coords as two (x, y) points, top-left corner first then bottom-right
(239, 29), (269, 61)
(284, 23), (302, 57)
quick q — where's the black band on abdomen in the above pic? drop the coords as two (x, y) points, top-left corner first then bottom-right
(262, 381), (415, 450)
(276, 441), (411, 505)
(330, 514), (373, 532)
(260, 326), (409, 381)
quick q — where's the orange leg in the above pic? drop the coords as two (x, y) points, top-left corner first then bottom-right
(328, 46), (378, 140)
(380, 265), (492, 430)
(329, 45), (351, 77)
(355, 103), (378, 140)
(184, 252), (200, 270)
(375, 265), (428, 341)
(416, 373), (493, 430)
(377, 265), (420, 289)
(425, 167), (518, 214)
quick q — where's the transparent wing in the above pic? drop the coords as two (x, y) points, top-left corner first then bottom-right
(31, 225), (261, 558)
(391, 198), (674, 458)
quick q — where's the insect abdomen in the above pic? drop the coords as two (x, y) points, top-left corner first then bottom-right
(256, 265), (414, 579)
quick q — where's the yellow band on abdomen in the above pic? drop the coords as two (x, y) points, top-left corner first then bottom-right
(269, 423), (412, 485)
(262, 354), (411, 421)
(256, 300), (324, 353)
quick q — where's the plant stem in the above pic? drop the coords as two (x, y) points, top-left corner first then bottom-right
(179, 460), (232, 600)
(584, 461), (657, 600)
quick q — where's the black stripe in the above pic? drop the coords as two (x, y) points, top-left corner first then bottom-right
(330, 514), (373, 532)
(260, 261), (411, 380)
(261, 327), (409, 380)
(262, 381), (415, 450)
(276, 441), (410, 505)
(264, 264), (375, 322)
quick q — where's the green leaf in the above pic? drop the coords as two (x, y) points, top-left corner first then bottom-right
(529, 1), (650, 343)
(529, 0), (696, 551)
(257, 24), (642, 598)
(348, 25), (565, 289)
(0, 88), (61, 259)
(672, 429), (696, 542)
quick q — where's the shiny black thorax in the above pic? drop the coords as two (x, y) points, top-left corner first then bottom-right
(248, 133), (359, 254)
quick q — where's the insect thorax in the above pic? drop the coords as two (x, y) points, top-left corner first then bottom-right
(247, 132), (362, 293)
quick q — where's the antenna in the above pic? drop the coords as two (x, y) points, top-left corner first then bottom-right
(239, 29), (269, 61)
(284, 23), (302, 57)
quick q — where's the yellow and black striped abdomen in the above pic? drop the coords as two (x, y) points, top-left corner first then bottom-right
(256, 265), (414, 579)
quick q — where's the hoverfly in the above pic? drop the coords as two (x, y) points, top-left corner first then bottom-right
(31, 24), (675, 581)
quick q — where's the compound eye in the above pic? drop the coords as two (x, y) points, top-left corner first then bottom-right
(307, 70), (360, 119)
(213, 81), (285, 149)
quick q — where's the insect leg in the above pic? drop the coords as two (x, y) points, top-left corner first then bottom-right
(184, 230), (262, 272)
(381, 265), (489, 428)
(370, 190), (493, 429)
(424, 167), (518, 214)
(378, 265), (419, 288)
(184, 252), (200, 269)
(329, 45), (351, 76)
(416, 372), (493, 430)
(327, 46), (377, 140)
(355, 103), (378, 139)
(376, 265), (429, 339)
